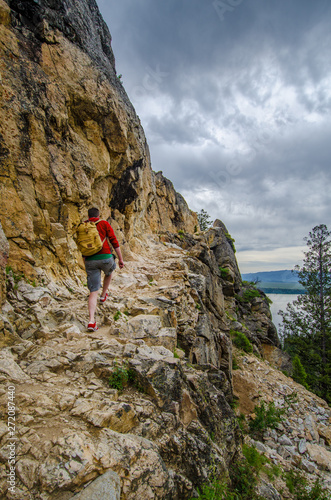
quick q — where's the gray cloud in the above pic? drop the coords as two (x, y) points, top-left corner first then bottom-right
(96, 0), (331, 271)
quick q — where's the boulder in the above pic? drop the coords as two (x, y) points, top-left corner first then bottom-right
(307, 443), (331, 471)
(305, 415), (319, 442)
(70, 470), (121, 500)
(258, 480), (282, 500)
(298, 438), (307, 454)
(318, 423), (331, 445)
(0, 349), (31, 382)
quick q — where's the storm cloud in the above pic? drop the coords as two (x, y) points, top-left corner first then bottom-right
(96, 0), (331, 272)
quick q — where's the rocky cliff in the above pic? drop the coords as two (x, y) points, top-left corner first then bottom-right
(0, 0), (197, 282)
(0, 1), (330, 499)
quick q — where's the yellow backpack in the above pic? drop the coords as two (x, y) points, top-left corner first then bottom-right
(75, 220), (106, 257)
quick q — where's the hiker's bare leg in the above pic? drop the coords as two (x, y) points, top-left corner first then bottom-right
(88, 291), (98, 324)
(101, 273), (112, 299)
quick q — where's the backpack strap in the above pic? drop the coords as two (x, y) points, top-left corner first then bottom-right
(95, 219), (107, 245)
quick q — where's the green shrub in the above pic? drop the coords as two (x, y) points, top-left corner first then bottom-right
(224, 232), (236, 252)
(113, 310), (122, 321)
(243, 289), (261, 301)
(108, 362), (134, 391)
(231, 330), (253, 353)
(6, 266), (39, 288)
(192, 477), (228, 499)
(219, 267), (230, 279)
(235, 287), (262, 304)
(285, 469), (329, 500)
(242, 444), (268, 473)
(236, 412), (247, 433)
(284, 391), (298, 406)
(243, 445), (281, 481)
(229, 459), (260, 500)
(6, 266), (24, 288)
(249, 401), (285, 436)
(230, 396), (239, 410)
(292, 355), (309, 388)
(232, 356), (240, 370)
(190, 446), (267, 500)
(264, 463), (282, 481)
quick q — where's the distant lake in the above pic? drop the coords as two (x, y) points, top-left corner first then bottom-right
(266, 293), (299, 332)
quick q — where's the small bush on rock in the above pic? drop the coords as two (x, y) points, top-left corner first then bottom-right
(191, 445), (267, 499)
(249, 401), (285, 437)
(219, 267), (230, 279)
(108, 362), (134, 392)
(285, 469), (329, 500)
(231, 330), (253, 353)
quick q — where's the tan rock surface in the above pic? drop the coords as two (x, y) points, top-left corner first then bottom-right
(0, 222), (9, 307)
(233, 350), (331, 493)
(306, 443), (331, 471)
(0, 0), (197, 281)
(0, 227), (330, 499)
(0, 234), (242, 499)
(1, 1), (330, 499)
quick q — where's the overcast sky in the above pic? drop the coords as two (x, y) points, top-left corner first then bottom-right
(96, 0), (331, 273)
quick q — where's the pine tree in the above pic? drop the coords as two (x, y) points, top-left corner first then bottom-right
(292, 355), (308, 389)
(279, 225), (331, 404)
(197, 209), (212, 231)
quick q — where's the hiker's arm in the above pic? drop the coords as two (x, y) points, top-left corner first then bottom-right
(114, 247), (124, 268)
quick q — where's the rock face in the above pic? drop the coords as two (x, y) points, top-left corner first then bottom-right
(1, 1), (330, 499)
(233, 351), (331, 493)
(0, 222), (9, 307)
(1, 229), (330, 499)
(0, 0), (196, 280)
(0, 235), (243, 499)
(0, 220), (304, 499)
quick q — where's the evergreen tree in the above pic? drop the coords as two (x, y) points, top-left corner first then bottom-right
(279, 225), (331, 404)
(197, 209), (212, 231)
(292, 355), (308, 389)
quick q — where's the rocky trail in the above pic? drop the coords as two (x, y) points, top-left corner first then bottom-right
(0, 233), (330, 499)
(1, 0), (330, 497)
(0, 234), (238, 499)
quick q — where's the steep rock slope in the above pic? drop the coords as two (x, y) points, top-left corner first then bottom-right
(0, 221), (292, 499)
(1, 226), (330, 499)
(1, 1), (330, 499)
(233, 350), (331, 496)
(0, 227), (243, 499)
(0, 0), (196, 282)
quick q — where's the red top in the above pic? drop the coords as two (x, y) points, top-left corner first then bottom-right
(88, 217), (120, 255)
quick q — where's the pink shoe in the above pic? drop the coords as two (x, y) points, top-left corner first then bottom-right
(87, 323), (98, 331)
(100, 293), (108, 303)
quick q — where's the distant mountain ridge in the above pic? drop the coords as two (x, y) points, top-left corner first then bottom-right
(242, 270), (299, 283)
(242, 270), (306, 294)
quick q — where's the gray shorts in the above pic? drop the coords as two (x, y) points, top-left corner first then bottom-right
(85, 256), (116, 292)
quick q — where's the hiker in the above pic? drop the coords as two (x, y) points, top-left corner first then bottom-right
(83, 207), (124, 331)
